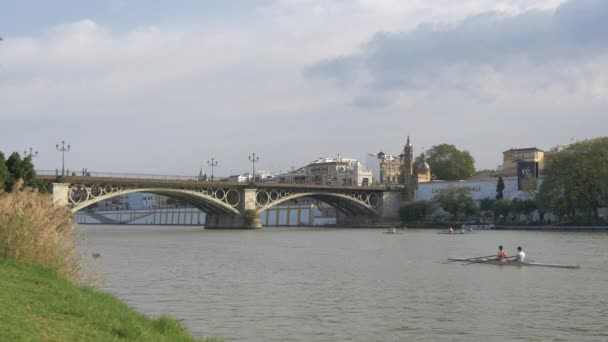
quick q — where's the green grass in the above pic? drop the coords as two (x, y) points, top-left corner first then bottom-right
(0, 258), (222, 342)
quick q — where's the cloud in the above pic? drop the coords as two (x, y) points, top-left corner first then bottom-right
(307, 0), (608, 105)
(0, 0), (605, 174)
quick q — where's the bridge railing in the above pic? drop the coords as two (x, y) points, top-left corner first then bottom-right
(36, 170), (203, 181)
(35, 170), (389, 190)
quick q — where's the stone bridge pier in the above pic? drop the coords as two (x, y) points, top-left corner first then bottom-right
(204, 189), (260, 229)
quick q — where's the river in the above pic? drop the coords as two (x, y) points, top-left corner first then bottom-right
(79, 225), (608, 341)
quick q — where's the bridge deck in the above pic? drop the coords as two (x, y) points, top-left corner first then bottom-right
(39, 175), (388, 192)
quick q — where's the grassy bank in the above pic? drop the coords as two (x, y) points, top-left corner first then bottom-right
(0, 258), (219, 341)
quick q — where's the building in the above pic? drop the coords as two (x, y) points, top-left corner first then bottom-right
(377, 136), (432, 188)
(223, 171), (276, 183)
(304, 155), (373, 186)
(269, 155), (374, 186)
(416, 176), (531, 202)
(274, 168), (307, 184)
(127, 192), (159, 210)
(376, 152), (401, 184)
(501, 147), (544, 176)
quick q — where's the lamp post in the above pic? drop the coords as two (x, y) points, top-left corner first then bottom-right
(24, 147), (38, 158)
(207, 158), (218, 181)
(248, 153), (260, 183)
(56, 141), (71, 176)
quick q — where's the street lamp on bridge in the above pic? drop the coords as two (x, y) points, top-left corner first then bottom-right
(207, 158), (218, 181)
(248, 153), (260, 184)
(24, 147), (38, 158)
(56, 141), (71, 177)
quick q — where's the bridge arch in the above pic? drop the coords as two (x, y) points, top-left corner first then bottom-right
(70, 188), (240, 216)
(255, 192), (379, 217)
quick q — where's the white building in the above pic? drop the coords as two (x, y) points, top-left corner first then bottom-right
(416, 176), (533, 202)
(127, 192), (159, 210)
(223, 171), (277, 183)
(304, 156), (374, 186)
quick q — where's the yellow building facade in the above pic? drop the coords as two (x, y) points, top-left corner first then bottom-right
(501, 147), (544, 176)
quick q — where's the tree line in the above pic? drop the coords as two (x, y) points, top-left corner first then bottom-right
(400, 137), (608, 225)
(0, 151), (45, 192)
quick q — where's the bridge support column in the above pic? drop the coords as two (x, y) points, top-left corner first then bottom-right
(204, 189), (261, 229)
(378, 190), (402, 223)
(242, 188), (262, 229)
(51, 183), (70, 207)
(204, 214), (244, 228)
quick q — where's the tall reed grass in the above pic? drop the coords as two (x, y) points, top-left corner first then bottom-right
(0, 179), (79, 280)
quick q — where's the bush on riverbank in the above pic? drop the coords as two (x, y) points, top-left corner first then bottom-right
(0, 179), (79, 280)
(0, 257), (219, 341)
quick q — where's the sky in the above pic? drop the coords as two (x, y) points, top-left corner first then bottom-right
(1, 0), (606, 177)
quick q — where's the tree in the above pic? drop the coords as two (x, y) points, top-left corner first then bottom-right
(493, 199), (512, 222)
(537, 137), (608, 223)
(512, 198), (537, 223)
(496, 176), (505, 200)
(423, 144), (475, 180)
(479, 197), (495, 213)
(399, 200), (435, 222)
(5, 152), (23, 192)
(4, 152), (42, 192)
(433, 186), (478, 220)
(0, 151), (9, 191)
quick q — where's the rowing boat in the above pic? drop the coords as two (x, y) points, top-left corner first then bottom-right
(383, 228), (405, 234)
(437, 230), (475, 234)
(447, 258), (581, 269)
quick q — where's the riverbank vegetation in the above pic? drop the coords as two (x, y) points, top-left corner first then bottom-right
(416, 144), (476, 180)
(0, 179), (78, 279)
(537, 137), (608, 224)
(400, 137), (608, 226)
(0, 258), (217, 341)
(0, 150), (45, 192)
(0, 178), (221, 341)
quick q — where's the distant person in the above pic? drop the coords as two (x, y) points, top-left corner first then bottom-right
(448, 227), (454, 234)
(515, 246), (526, 263)
(496, 245), (508, 260)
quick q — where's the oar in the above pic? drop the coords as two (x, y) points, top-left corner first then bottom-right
(463, 258), (496, 265)
(463, 254), (495, 261)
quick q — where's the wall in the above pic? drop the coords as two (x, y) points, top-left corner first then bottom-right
(416, 176), (533, 201)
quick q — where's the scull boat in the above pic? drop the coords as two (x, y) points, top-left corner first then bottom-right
(383, 228), (405, 234)
(447, 258), (580, 269)
(437, 230), (475, 234)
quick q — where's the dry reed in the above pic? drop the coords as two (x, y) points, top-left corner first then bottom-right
(0, 179), (79, 280)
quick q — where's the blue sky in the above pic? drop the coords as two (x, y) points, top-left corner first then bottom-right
(1, 0), (606, 177)
(0, 1), (268, 35)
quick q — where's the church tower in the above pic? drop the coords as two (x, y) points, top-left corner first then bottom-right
(402, 136), (414, 185)
(401, 136), (417, 201)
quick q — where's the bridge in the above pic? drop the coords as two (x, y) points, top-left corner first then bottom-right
(40, 174), (403, 228)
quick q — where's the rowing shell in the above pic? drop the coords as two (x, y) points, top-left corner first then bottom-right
(447, 258), (581, 269)
(437, 231), (475, 234)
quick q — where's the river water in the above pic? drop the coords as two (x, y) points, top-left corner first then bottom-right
(79, 225), (608, 341)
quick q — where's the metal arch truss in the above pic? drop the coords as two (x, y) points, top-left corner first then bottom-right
(67, 184), (241, 208)
(254, 189), (380, 210)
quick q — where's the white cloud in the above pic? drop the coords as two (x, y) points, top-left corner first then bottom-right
(0, 0), (604, 173)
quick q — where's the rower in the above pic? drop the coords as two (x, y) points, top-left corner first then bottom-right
(515, 246), (525, 263)
(496, 245), (508, 261)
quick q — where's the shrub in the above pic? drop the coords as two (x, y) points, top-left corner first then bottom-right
(0, 179), (78, 280)
(399, 200), (434, 222)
